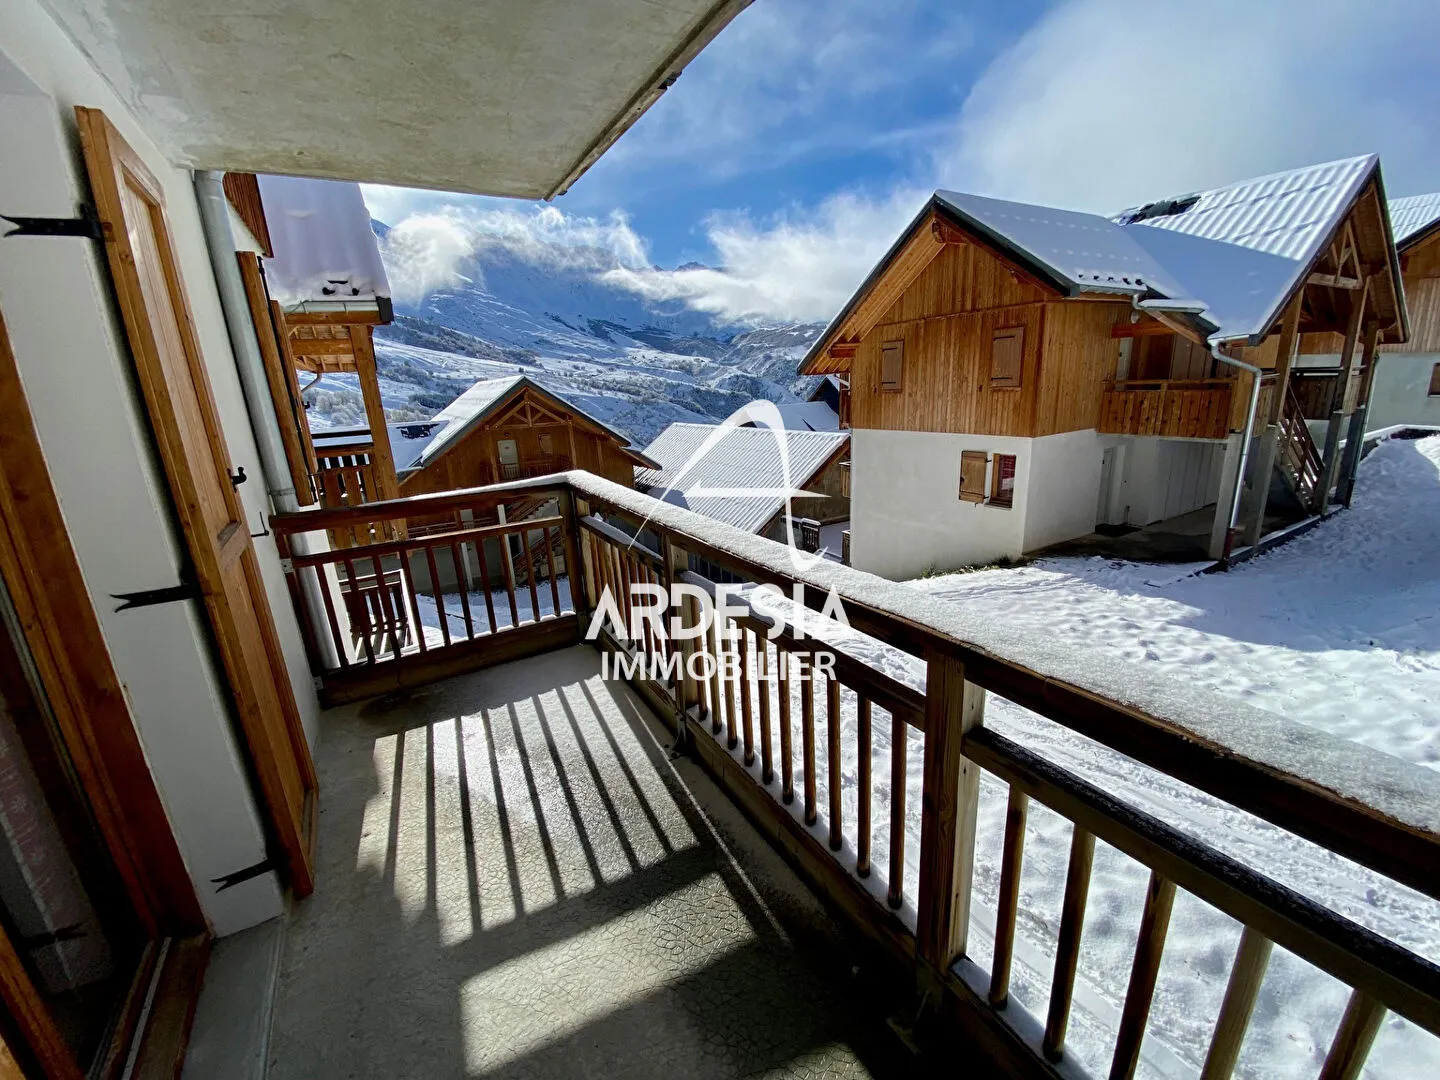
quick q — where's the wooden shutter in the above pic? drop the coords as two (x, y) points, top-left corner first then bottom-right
(881, 340), (904, 391)
(959, 450), (987, 502)
(76, 107), (318, 896)
(1430, 362), (1440, 397)
(990, 453), (1016, 507)
(991, 327), (1024, 387)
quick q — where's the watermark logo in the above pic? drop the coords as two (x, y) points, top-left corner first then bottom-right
(593, 397), (852, 685)
(587, 581), (849, 685)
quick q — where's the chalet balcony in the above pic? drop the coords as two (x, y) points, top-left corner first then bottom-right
(1097, 378), (1234, 440)
(262, 473), (1440, 1080)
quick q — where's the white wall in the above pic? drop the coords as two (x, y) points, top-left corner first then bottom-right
(0, 0), (320, 934)
(1113, 438), (1224, 526)
(1022, 430), (1105, 552)
(850, 429), (1103, 580)
(1366, 355), (1440, 432)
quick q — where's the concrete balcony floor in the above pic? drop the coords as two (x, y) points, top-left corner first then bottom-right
(266, 645), (912, 1079)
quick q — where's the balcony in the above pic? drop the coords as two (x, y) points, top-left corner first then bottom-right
(267, 473), (1440, 1079)
(1098, 378), (1234, 440)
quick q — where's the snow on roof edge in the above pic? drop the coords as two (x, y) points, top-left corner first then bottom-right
(561, 469), (1440, 837)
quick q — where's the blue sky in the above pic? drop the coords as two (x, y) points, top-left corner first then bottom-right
(363, 0), (1440, 325)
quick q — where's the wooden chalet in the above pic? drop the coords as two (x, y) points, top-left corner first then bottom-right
(801, 156), (1406, 577)
(396, 374), (651, 496)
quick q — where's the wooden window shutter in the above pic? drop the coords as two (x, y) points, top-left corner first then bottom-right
(1430, 362), (1440, 397)
(959, 450), (987, 502)
(991, 327), (1024, 387)
(881, 340), (904, 391)
(539, 432), (554, 456)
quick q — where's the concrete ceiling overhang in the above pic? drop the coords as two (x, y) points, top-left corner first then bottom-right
(43, 0), (750, 198)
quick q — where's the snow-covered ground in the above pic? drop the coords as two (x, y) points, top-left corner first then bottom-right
(684, 435), (1440, 1079)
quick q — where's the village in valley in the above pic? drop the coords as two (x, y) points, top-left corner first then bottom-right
(1, 2), (1438, 1079)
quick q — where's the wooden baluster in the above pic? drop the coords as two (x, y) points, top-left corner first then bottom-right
(399, 549), (428, 653)
(887, 711), (907, 909)
(1317, 990), (1386, 1080)
(916, 651), (985, 973)
(651, 565), (668, 662)
(503, 528), (521, 630)
(721, 618), (738, 749)
(609, 544), (630, 643)
(1200, 928), (1273, 1080)
(826, 676), (842, 850)
(521, 527), (541, 624)
(856, 695), (872, 876)
(738, 629), (755, 766)
(315, 560), (350, 669)
(757, 641), (773, 785)
(706, 611), (724, 734)
(544, 526), (561, 618)
(1043, 826), (1096, 1062)
(451, 543), (475, 640)
(801, 665), (817, 825)
(422, 545), (449, 647)
(1110, 872), (1177, 1080)
(476, 536), (498, 635)
(778, 650), (794, 803)
(370, 553), (404, 658)
(342, 557), (374, 664)
(989, 786), (1029, 1007)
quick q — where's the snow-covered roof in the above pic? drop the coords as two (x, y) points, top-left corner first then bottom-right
(311, 421), (446, 473)
(417, 374), (650, 470)
(934, 191), (1187, 296)
(1389, 192), (1440, 250)
(928, 157), (1390, 344)
(258, 175), (391, 307)
(636, 423), (849, 534)
(765, 401), (840, 432)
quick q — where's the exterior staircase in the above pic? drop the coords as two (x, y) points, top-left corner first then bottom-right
(1275, 385), (1325, 512)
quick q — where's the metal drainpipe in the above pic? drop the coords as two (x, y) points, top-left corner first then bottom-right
(193, 170), (299, 514)
(1209, 343), (1263, 554)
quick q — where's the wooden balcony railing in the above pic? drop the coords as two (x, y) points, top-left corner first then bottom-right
(270, 473), (1440, 1079)
(1292, 368), (1342, 420)
(497, 454), (572, 483)
(1098, 378), (1234, 440)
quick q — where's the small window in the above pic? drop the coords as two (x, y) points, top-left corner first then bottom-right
(991, 327), (1024, 387)
(881, 340), (904, 391)
(990, 454), (1016, 508)
(959, 450), (987, 503)
(1430, 362), (1440, 397)
(538, 432), (554, 456)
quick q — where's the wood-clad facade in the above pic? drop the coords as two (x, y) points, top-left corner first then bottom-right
(398, 382), (643, 497)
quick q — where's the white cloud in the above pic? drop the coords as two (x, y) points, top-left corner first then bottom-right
(375, 203), (653, 305)
(603, 188), (928, 325)
(938, 0), (1440, 211)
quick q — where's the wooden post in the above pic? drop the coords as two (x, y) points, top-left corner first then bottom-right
(915, 648), (985, 977)
(1319, 278), (1368, 512)
(349, 325), (398, 502)
(662, 536), (694, 748)
(1337, 324), (1381, 507)
(1242, 296), (1302, 546)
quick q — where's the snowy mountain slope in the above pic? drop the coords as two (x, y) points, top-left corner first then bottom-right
(301, 224), (825, 444)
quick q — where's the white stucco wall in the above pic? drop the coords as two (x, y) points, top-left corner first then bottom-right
(850, 429), (1105, 580)
(0, 0), (320, 935)
(1022, 430), (1104, 552)
(1113, 439), (1225, 526)
(1366, 354), (1440, 432)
